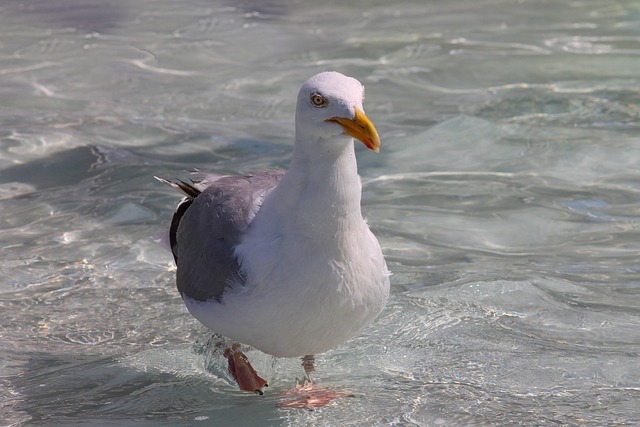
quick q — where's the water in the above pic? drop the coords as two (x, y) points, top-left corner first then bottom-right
(1, 0), (639, 425)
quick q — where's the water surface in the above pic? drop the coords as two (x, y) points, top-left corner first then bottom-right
(1, 0), (639, 425)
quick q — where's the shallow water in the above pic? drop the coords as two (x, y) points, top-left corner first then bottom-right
(1, 0), (640, 425)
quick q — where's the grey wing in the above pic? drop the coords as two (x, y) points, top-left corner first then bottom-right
(164, 170), (284, 302)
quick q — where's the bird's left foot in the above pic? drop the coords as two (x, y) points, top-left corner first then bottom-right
(223, 343), (268, 394)
(277, 379), (354, 409)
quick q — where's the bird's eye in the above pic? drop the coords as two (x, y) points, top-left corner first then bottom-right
(310, 93), (327, 108)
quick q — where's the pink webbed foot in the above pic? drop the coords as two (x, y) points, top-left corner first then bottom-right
(277, 378), (354, 409)
(223, 343), (268, 394)
(277, 355), (354, 409)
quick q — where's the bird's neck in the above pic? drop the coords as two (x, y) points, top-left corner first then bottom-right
(259, 136), (364, 233)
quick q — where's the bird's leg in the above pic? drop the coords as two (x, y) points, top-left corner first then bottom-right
(296, 354), (315, 387)
(223, 343), (268, 394)
(302, 354), (315, 375)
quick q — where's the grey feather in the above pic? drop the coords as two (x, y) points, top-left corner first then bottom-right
(158, 170), (285, 301)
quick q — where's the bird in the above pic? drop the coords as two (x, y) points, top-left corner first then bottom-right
(157, 71), (390, 401)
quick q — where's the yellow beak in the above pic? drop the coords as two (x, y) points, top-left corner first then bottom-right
(325, 107), (381, 153)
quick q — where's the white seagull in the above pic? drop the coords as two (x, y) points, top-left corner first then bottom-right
(157, 71), (390, 400)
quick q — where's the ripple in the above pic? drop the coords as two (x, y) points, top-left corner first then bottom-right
(0, 61), (57, 76)
(63, 330), (116, 345)
(128, 58), (199, 77)
(545, 36), (640, 55)
(447, 37), (551, 56)
(465, 85), (640, 128)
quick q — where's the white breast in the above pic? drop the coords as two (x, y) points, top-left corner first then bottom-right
(183, 213), (390, 358)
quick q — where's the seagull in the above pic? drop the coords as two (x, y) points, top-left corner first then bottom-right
(157, 71), (390, 400)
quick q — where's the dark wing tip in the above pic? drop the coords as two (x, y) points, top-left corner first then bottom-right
(155, 175), (201, 199)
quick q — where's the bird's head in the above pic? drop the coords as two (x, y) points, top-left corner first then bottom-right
(295, 71), (380, 153)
